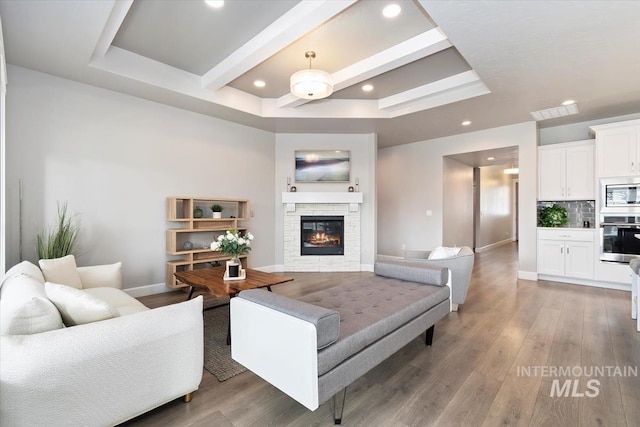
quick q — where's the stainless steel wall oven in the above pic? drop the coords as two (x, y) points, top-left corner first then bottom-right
(599, 177), (640, 263)
(600, 215), (640, 263)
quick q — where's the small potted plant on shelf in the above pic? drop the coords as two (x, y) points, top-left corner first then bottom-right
(211, 204), (223, 218)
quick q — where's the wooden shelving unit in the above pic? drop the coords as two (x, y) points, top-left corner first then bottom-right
(166, 197), (250, 288)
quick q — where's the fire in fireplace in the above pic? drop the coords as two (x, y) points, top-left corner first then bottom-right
(300, 216), (344, 255)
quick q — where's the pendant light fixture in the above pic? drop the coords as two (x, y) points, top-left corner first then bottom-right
(290, 51), (333, 100)
(504, 164), (519, 175)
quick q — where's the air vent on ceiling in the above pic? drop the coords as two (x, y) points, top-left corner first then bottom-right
(530, 103), (579, 121)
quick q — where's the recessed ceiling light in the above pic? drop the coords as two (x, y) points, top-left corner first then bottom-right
(253, 80), (266, 88)
(461, 120), (472, 126)
(382, 4), (401, 18)
(204, 0), (224, 8)
(561, 99), (576, 106)
(362, 84), (374, 92)
(487, 157), (495, 161)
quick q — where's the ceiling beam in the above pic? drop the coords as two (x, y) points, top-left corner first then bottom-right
(379, 70), (491, 117)
(277, 28), (452, 108)
(200, 0), (357, 92)
(90, 0), (133, 61)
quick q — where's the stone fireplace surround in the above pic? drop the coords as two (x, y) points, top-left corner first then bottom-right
(282, 192), (363, 272)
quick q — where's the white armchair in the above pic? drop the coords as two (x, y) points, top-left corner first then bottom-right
(396, 246), (475, 311)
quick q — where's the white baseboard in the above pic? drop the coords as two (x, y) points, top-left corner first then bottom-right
(124, 282), (174, 298)
(269, 264), (375, 273)
(252, 265), (281, 273)
(360, 264), (374, 272)
(538, 274), (631, 292)
(475, 239), (513, 253)
(518, 271), (538, 281)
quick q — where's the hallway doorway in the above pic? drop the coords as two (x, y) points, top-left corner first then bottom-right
(443, 146), (519, 252)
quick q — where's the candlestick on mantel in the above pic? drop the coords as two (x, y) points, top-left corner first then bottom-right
(355, 177), (359, 192)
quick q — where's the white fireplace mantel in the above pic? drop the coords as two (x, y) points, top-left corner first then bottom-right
(281, 192), (363, 212)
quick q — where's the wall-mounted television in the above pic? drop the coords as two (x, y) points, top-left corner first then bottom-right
(295, 150), (350, 182)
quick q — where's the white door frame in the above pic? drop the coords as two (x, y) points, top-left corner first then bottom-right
(0, 17), (7, 279)
(512, 178), (519, 241)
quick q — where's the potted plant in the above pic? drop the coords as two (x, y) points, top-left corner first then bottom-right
(211, 204), (223, 218)
(36, 202), (80, 259)
(539, 204), (568, 227)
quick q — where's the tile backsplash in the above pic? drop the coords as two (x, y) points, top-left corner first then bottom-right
(537, 200), (595, 228)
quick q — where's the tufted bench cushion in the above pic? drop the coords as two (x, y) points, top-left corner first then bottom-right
(299, 274), (449, 376)
(374, 261), (449, 286)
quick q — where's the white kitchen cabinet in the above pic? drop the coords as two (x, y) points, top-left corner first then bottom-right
(537, 228), (595, 279)
(538, 140), (594, 200)
(591, 119), (640, 177)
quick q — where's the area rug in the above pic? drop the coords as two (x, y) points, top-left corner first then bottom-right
(203, 301), (247, 382)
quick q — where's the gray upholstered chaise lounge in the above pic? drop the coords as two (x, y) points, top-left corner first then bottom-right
(230, 261), (451, 424)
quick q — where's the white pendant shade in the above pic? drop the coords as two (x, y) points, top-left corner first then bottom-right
(290, 69), (333, 100)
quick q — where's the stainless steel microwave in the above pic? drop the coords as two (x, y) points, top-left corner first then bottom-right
(600, 177), (640, 214)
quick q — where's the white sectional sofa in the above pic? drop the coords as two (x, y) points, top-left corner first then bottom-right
(0, 257), (204, 427)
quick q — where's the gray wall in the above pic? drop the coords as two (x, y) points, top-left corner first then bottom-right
(442, 157), (473, 248)
(378, 121), (537, 277)
(6, 66), (276, 289)
(539, 112), (640, 145)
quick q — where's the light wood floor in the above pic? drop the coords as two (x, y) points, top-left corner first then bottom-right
(126, 243), (640, 426)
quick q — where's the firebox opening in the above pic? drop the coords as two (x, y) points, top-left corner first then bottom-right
(301, 215), (344, 256)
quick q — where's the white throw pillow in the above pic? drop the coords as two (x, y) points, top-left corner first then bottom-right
(77, 262), (123, 289)
(39, 255), (83, 289)
(2, 260), (45, 286)
(0, 274), (64, 335)
(428, 246), (462, 260)
(44, 282), (113, 326)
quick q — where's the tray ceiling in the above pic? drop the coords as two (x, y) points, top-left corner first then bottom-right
(1, 0), (639, 148)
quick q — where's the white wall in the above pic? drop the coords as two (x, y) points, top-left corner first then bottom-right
(5, 66), (276, 289)
(477, 164), (514, 249)
(442, 157), (473, 248)
(378, 121), (537, 277)
(274, 133), (377, 270)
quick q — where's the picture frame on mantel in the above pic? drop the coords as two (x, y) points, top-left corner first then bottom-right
(295, 150), (350, 183)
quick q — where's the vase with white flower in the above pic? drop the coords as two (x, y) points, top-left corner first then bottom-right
(210, 229), (254, 279)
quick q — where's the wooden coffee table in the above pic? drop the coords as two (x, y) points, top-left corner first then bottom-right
(174, 266), (294, 344)
(175, 266), (293, 300)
